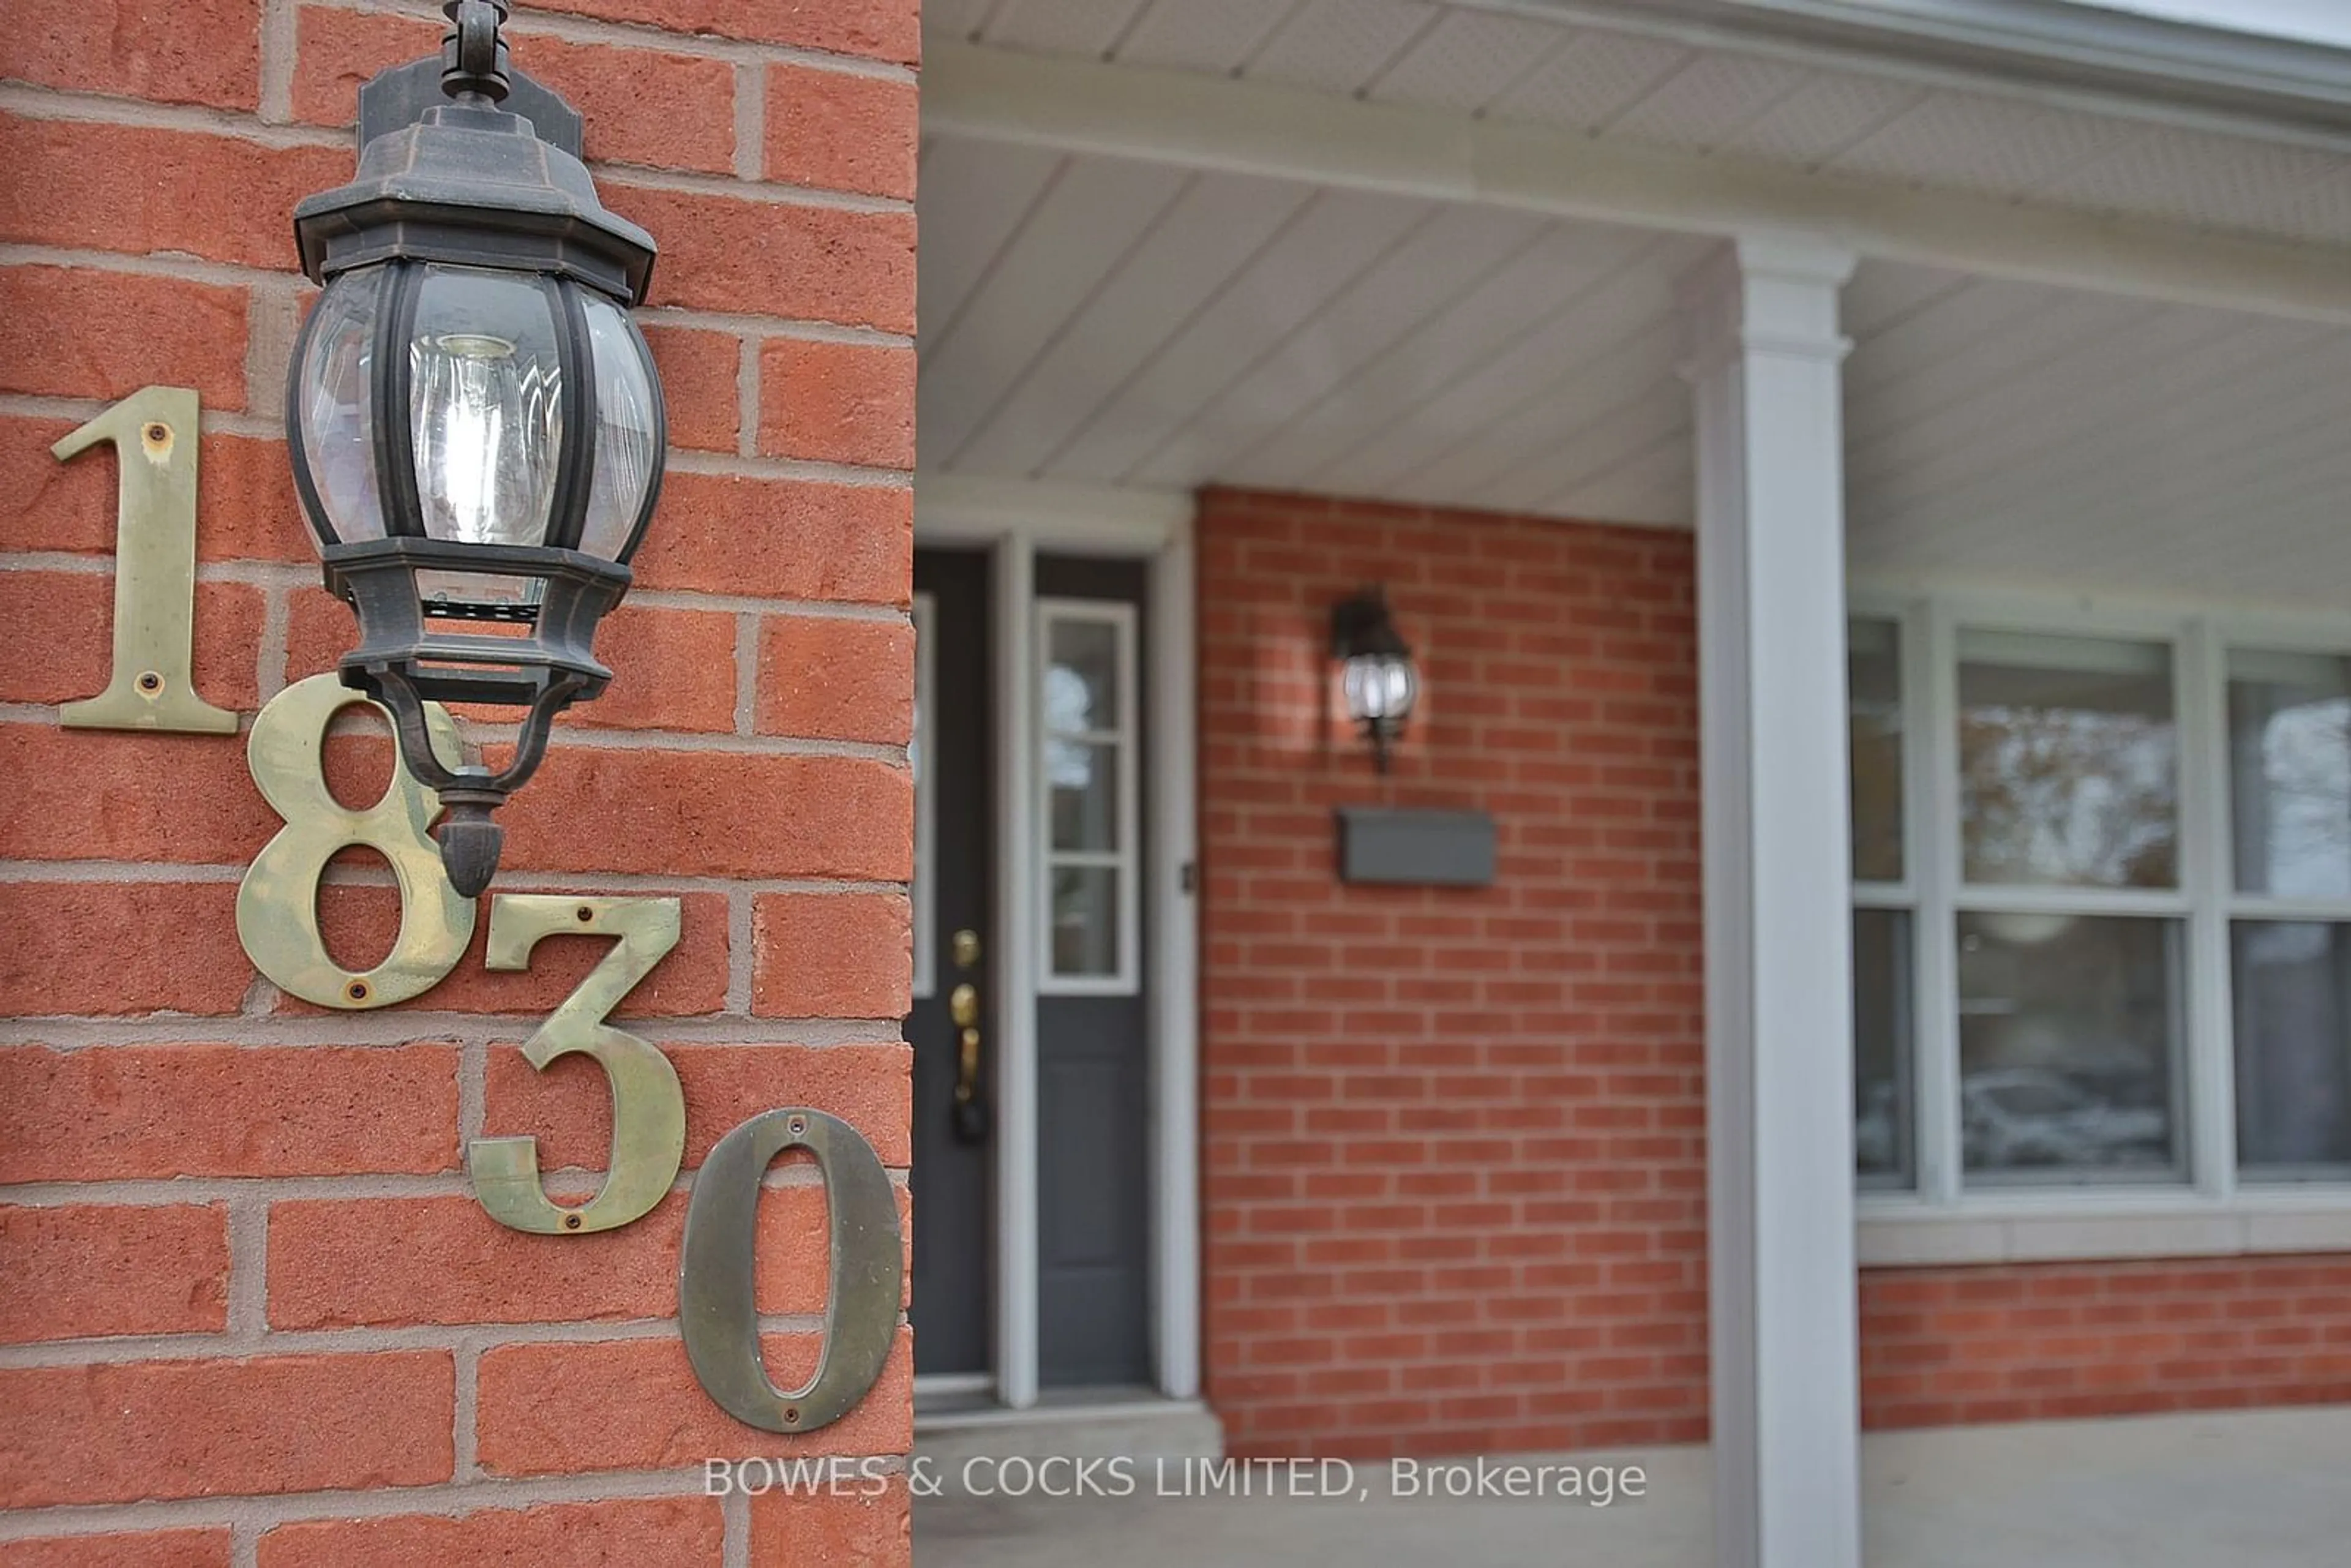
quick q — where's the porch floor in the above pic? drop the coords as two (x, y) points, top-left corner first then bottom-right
(913, 1405), (2351, 1566)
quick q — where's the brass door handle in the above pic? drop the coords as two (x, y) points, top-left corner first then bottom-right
(949, 981), (988, 1142)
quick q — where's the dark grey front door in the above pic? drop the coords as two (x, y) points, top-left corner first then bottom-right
(1035, 554), (1151, 1388)
(907, 549), (1153, 1390)
(910, 550), (991, 1378)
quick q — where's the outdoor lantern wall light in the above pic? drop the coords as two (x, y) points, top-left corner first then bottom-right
(285, 0), (666, 897)
(1330, 585), (1419, 773)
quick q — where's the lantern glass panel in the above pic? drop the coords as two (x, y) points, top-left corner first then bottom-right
(579, 296), (662, 563)
(409, 265), (564, 612)
(298, 272), (386, 543)
(1344, 652), (1417, 724)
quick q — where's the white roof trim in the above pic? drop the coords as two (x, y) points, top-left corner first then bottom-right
(1473, 0), (2351, 135)
(928, 40), (2351, 325)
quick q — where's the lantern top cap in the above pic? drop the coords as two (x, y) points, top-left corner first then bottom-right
(291, 0), (656, 303)
(1332, 585), (1412, 661)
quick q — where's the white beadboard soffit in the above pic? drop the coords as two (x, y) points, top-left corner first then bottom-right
(919, 2), (2351, 611)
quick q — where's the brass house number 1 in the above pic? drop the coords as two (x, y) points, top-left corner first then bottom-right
(56, 387), (904, 1434)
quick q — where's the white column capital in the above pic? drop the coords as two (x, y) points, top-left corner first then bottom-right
(1679, 231), (1859, 382)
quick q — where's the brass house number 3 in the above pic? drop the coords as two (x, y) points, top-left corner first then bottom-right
(56, 388), (902, 1435)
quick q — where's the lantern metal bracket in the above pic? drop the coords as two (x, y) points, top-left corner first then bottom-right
(356, 2), (583, 156)
(323, 538), (630, 897)
(356, 58), (581, 157)
(372, 663), (585, 899)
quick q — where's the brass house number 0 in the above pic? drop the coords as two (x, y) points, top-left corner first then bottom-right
(55, 387), (903, 1433)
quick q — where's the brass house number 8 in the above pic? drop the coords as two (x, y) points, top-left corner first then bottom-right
(55, 387), (903, 1434)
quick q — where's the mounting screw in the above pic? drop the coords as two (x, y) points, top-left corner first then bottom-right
(136, 671), (164, 694)
(345, 978), (370, 1003)
(563, 1212), (582, 1231)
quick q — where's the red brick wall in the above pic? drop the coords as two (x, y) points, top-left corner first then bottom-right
(1198, 487), (2351, 1457)
(0, 3), (917, 1562)
(1861, 1256), (2351, 1428)
(1197, 489), (1711, 1458)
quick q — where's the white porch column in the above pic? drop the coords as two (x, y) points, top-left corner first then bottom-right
(1682, 233), (1861, 1568)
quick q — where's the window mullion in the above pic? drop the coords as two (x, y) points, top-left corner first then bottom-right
(2181, 618), (2239, 1201)
(1913, 597), (1964, 1207)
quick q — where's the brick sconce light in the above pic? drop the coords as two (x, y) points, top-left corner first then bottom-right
(285, 0), (666, 896)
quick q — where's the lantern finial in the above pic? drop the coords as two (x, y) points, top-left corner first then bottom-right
(441, 0), (514, 103)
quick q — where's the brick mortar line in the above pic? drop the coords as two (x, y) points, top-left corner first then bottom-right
(648, 304), (908, 348)
(732, 611), (760, 737)
(0, 394), (287, 439)
(726, 890), (756, 1014)
(0, 859), (904, 898)
(0, 77), (917, 186)
(244, 278), (306, 418)
(733, 60), (765, 185)
(453, 1340), (482, 1480)
(259, 0), (298, 123)
(0, 81), (347, 147)
(0, 1307), (893, 1369)
(226, 1195), (269, 1339)
(3, 380), (917, 493)
(0, 705), (907, 760)
(457, 1038), (488, 1149)
(4, 187), (912, 303)
(0, 1018), (907, 1047)
(382, 724), (909, 762)
(0, 560), (914, 623)
(0, 1159), (910, 1204)
(0, 1461), (910, 1540)
(257, 578), (293, 705)
(0, 244), (293, 290)
(722, 1486), (751, 1568)
(320, 0), (920, 81)
(664, 447), (913, 486)
(737, 334), (762, 460)
(580, 163), (912, 216)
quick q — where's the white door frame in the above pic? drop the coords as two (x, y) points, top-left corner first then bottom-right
(912, 474), (1201, 1409)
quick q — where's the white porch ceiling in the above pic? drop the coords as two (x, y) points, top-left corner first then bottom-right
(920, 141), (2351, 608)
(918, 2), (2351, 610)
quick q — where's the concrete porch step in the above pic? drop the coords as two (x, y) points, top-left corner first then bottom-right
(915, 1387), (1223, 1495)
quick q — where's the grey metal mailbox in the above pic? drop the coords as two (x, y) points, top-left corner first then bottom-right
(1335, 807), (1496, 887)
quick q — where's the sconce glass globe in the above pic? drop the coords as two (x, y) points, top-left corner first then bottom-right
(1330, 587), (1419, 773)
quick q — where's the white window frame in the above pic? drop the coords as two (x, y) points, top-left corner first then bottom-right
(1851, 584), (2351, 1267)
(1034, 597), (1142, 997)
(910, 591), (937, 1002)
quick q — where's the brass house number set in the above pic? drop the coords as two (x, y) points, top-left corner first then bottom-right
(58, 387), (904, 1436)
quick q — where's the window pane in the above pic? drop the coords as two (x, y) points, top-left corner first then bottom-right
(1957, 630), (2177, 888)
(1850, 619), (1904, 883)
(2233, 921), (2351, 1174)
(1050, 865), (1119, 978)
(2229, 650), (2351, 901)
(1045, 618), (1121, 734)
(1048, 738), (1119, 852)
(1854, 907), (1913, 1187)
(1957, 912), (2183, 1180)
